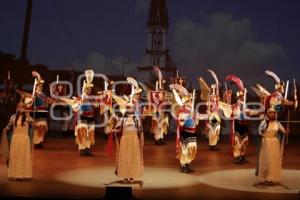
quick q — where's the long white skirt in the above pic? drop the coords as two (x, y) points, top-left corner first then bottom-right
(8, 130), (32, 179)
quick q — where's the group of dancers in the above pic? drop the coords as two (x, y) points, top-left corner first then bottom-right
(0, 67), (298, 186)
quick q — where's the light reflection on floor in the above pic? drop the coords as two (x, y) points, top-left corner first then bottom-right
(54, 166), (199, 189)
(197, 169), (300, 193)
(55, 167), (300, 193)
(2, 161), (300, 195)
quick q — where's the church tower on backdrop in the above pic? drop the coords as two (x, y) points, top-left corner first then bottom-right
(146, 0), (169, 66)
(138, 0), (177, 86)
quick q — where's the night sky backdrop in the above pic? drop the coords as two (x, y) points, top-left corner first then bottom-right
(1, 0), (300, 91)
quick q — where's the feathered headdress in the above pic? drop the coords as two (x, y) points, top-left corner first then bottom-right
(32, 71), (44, 85)
(127, 77), (142, 94)
(208, 69), (219, 95)
(170, 83), (191, 106)
(170, 84), (189, 96)
(198, 69), (220, 101)
(112, 78), (139, 116)
(153, 66), (164, 90)
(226, 74), (245, 97)
(84, 69), (94, 89)
(265, 70), (284, 90)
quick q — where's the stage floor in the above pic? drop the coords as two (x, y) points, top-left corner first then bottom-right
(0, 133), (300, 200)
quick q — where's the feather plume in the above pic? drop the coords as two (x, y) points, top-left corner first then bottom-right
(85, 70), (94, 84)
(208, 69), (219, 85)
(169, 84), (189, 96)
(153, 66), (163, 89)
(171, 89), (183, 106)
(127, 77), (139, 90)
(208, 69), (219, 94)
(218, 102), (233, 118)
(226, 74), (244, 91)
(256, 84), (270, 96)
(265, 70), (280, 84)
(153, 66), (163, 81)
(127, 77), (142, 94)
(112, 95), (127, 115)
(197, 77), (210, 101)
(32, 71), (41, 80)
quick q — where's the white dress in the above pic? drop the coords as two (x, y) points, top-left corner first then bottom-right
(116, 117), (144, 179)
(7, 117), (33, 179)
(258, 121), (285, 182)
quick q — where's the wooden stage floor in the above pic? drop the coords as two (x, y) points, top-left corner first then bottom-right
(0, 133), (300, 200)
